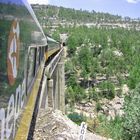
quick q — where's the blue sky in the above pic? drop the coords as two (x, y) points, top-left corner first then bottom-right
(28, 0), (140, 18)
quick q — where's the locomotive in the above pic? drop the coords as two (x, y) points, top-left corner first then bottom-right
(0, 0), (61, 139)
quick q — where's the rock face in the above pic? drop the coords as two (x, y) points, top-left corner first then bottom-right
(33, 108), (107, 140)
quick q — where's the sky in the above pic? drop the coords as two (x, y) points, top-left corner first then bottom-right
(27, 0), (140, 18)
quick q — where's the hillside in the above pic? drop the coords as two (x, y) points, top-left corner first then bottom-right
(32, 4), (140, 33)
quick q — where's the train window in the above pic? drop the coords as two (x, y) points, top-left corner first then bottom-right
(27, 48), (36, 89)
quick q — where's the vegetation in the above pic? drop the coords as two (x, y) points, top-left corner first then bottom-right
(123, 83), (140, 140)
(68, 112), (87, 125)
(95, 115), (123, 140)
(98, 81), (115, 100)
(64, 25), (140, 101)
(64, 26), (140, 139)
(32, 4), (140, 25)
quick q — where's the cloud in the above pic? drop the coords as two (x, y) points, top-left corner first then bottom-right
(126, 0), (140, 4)
(28, 0), (49, 4)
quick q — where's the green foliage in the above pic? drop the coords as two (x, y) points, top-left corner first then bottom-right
(64, 25), (140, 108)
(67, 35), (77, 56)
(52, 30), (60, 40)
(66, 85), (86, 105)
(65, 86), (75, 106)
(91, 46), (102, 57)
(66, 74), (86, 105)
(98, 81), (115, 100)
(42, 5), (123, 23)
(67, 74), (77, 88)
(99, 48), (113, 67)
(68, 112), (87, 125)
(96, 102), (102, 112)
(128, 66), (140, 89)
(123, 83), (140, 140)
(74, 85), (86, 102)
(65, 60), (74, 74)
(88, 88), (99, 101)
(78, 47), (93, 76)
(96, 115), (123, 140)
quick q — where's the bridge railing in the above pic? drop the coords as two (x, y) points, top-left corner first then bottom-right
(39, 48), (65, 113)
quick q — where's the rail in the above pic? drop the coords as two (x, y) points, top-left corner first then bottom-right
(45, 48), (64, 79)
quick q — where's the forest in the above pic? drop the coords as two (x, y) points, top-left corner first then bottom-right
(64, 26), (140, 140)
(32, 4), (140, 140)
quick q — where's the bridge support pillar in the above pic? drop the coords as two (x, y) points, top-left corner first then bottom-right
(39, 75), (48, 109)
(48, 79), (54, 109)
(57, 61), (65, 114)
(54, 73), (59, 110)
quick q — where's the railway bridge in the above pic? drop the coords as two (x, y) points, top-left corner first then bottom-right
(40, 47), (65, 112)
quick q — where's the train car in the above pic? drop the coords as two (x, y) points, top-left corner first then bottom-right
(0, 0), (61, 139)
(46, 36), (61, 60)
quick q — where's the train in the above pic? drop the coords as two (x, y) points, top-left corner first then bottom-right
(0, 0), (62, 139)
(46, 36), (62, 60)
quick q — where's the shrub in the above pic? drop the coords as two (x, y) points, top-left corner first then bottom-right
(89, 88), (99, 101)
(98, 81), (115, 100)
(68, 112), (87, 125)
(87, 117), (99, 131)
(123, 83), (140, 140)
(96, 115), (123, 140)
(96, 102), (102, 112)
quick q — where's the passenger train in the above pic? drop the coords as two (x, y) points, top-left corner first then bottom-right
(0, 0), (62, 139)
